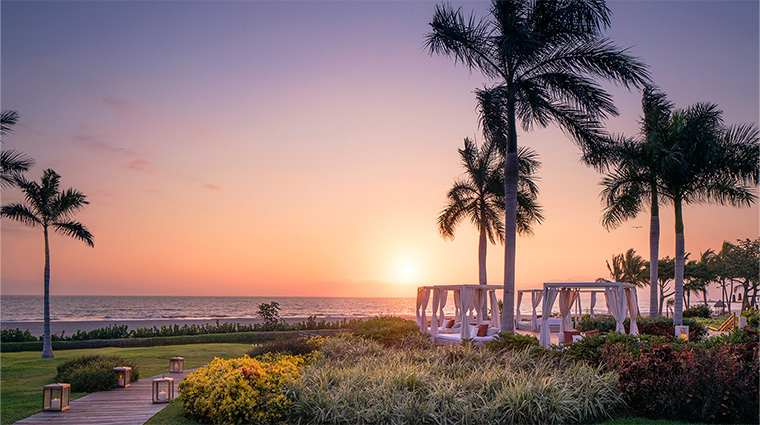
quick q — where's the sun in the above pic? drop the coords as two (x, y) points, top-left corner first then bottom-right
(392, 252), (422, 284)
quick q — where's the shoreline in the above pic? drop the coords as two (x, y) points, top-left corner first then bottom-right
(2, 315), (401, 337)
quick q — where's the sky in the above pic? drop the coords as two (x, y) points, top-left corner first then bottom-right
(1, 1), (758, 298)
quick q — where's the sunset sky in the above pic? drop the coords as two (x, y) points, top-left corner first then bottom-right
(1, 1), (757, 298)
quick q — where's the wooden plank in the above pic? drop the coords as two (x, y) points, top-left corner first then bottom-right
(14, 370), (195, 425)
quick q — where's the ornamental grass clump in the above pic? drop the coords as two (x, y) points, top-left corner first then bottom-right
(179, 354), (304, 425)
(288, 335), (622, 424)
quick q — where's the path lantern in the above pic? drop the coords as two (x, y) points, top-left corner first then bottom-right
(152, 377), (174, 404)
(675, 325), (689, 340)
(42, 383), (70, 411)
(169, 357), (184, 373)
(113, 366), (131, 388)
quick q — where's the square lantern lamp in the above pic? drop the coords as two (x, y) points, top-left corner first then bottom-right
(169, 357), (184, 373)
(152, 377), (175, 404)
(42, 383), (70, 412)
(113, 366), (131, 388)
(675, 325), (689, 341)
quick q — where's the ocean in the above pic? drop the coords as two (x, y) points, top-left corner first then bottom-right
(0, 295), (418, 323)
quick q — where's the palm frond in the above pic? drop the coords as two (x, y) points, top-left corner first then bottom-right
(52, 221), (94, 247)
(1, 203), (41, 227)
(1, 149), (35, 188)
(0, 110), (19, 136)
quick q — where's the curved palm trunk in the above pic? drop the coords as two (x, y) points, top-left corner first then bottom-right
(478, 219), (487, 285)
(673, 200), (685, 326)
(501, 101), (518, 333)
(41, 227), (53, 359)
(649, 190), (660, 318)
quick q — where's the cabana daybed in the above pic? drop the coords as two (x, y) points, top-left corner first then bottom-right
(416, 284), (501, 344)
(538, 282), (640, 348)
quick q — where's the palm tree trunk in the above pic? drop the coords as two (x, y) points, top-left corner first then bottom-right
(501, 100), (518, 333)
(41, 227), (53, 359)
(649, 192), (660, 318)
(673, 200), (685, 326)
(478, 219), (487, 285)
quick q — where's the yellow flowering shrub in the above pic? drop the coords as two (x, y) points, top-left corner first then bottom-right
(179, 354), (305, 425)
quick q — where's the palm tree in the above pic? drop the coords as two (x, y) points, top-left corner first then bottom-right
(1, 169), (94, 358)
(1, 110), (34, 189)
(656, 104), (759, 325)
(438, 137), (543, 284)
(426, 0), (649, 331)
(585, 86), (672, 318)
(600, 248), (648, 287)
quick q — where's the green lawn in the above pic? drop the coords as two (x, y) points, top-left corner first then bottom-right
(0, 343), (251, 425)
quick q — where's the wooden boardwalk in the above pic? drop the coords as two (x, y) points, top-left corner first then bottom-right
(14, 370), (195, 425)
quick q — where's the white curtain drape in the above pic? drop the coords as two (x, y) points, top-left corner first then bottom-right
(626, 288), (640, 335)
(453, 290), (461, 324)
(539, 288), (559, 348)
(605, 287), (627, 333)
(558, 288), (578, 334)
(590, 292), (597, 317)
(531, 291), (544, 331)
(416, 288), (431, 333)
(438, 290), (448, 327)
(515, 291), (524, 323)
(460, 287), (477, 339)
(430, 288), (441, 336)
(489, 290), (500, 328)
(474, 288), (486, 325)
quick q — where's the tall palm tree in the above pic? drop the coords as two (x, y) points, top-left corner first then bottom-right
(426, 0), (649, 331)
(585, 86), (673, 318)
(656, 104), (759, 325)
(1, 110), (34, 189)
(601, 248), (648, 287)
(1, 169), (94, 358)
(438, 137), (543, 285)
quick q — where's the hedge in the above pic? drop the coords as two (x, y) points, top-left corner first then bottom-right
(0, 331), (306, 353)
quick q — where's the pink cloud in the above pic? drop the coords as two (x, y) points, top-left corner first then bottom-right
(97, 95), (141, 114)
(123, 159), (152, 172)
(202, 183), (221, 191)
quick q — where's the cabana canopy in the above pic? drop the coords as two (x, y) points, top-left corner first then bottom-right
(516, 288), (607, 331)
(416, 284), (501, 340)
(538, 282), (640, 348)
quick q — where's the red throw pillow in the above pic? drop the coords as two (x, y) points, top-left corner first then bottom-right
(477, 324), (489, 337)
(445, 319), (455, 329)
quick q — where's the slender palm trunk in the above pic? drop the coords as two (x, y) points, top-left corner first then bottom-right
(41, 227), (53, 359)
(673, 200), (685, 326)
(649, 189), (660, 318)
(501, 99), (518, 333)
(478, 217), (487, 286)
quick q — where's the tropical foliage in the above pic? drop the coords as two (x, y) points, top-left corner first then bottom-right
(599, 248), (648, 287)
(0, 110), (34, 189)
(1, 169), (94, 358)
(438, 136), (542, 284)
(426, 0), (648, 330)
(585, 86), (673, 317)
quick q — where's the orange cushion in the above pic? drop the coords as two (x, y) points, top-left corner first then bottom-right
(445, 319), (455, 329)
(477, 324), (489, 337)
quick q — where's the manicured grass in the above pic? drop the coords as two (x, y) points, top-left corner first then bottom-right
(0, 343), (251, 425)
(144, 397), (198, 425)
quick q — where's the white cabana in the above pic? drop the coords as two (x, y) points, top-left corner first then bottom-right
(515, 289), (544, 331)
(538, 282), (641, 348)
(415, 284), (501, 341)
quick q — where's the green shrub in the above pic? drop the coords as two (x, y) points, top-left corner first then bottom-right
(0, 328), (37, 342)
(246, 336), (320, 357)
(485, 331), (539, 352)
(682, 304), (711, 318)
(618, 343), (759, 424)
(742, 307), (760, 329)
(179, 354), (305, 425)
(352, 316), (422, 347)
(55, 355), (139, 393)
(577, 315), (617, 333)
